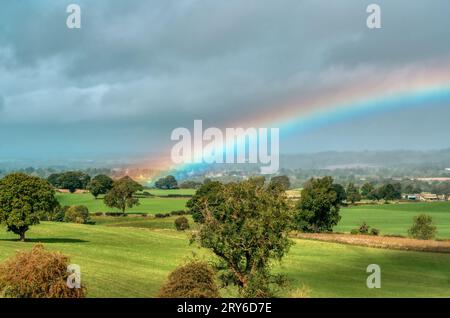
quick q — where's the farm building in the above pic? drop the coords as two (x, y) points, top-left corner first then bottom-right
(403, 194), (420, 200)
(419, 193), (446, 202)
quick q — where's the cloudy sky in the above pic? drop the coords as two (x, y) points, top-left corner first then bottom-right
(0, 0), (449, 161)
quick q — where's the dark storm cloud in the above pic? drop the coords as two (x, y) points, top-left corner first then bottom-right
(0, 0), (449, 158)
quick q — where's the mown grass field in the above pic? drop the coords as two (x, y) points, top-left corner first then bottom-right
(57, 191), (450, 239)
(0, 220), (449, 298)
(56, 193), (189, 214)
(337, 202), (450, 238)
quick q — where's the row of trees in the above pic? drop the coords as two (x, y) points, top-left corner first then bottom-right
(329, 181), (403, 204)
(0, 172), (144, 241)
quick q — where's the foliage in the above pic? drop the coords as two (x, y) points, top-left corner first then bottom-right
(358, 222), (370, 234)
(350, 222), (379, 236)
(332, 183), (347, 203)
(361, 182), (375, 198)
(155, 175), (178, 189)
(408, 214), (437, 240)
(0, 173), (59, 241)
(87, 175), (114, 199)
(269, 175), (291, 191)
(0, 244), (86, 298)
(64, 205), (90, 224)
(186, 181), (224, 223)
(158, 260), (219, 298)
(295, 177), (341, 233)
(378, 183), (402, 201)
(179, 180), (203, 189)
(174, 216), (190, 231)
(104, 176), (143, 214)
(346, 183), (361, 204)
(47, 171), (91, 193)
(192, 179), (293, 297)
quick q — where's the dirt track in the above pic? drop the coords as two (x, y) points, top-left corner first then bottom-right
(291, 232), (450, 253)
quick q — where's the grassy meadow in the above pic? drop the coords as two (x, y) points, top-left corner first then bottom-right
(56, 192), (189, 214)
(0, 220), (449, 298)
(2, 191), (443, 298)
(337, 202), (450, 238)
(57, 191), (450, 238)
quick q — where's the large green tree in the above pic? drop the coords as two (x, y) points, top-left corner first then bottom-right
(192, 179), (293, 297)
(186, 180), (224, 223)
(0, 173), (59, 241)
(268, 175), (291, 191)
(379, 183), (401, 200)
(360, 182), (375, 198)
(47, 171), (91, 193)
(332, 183), (347, 204)
(87, 174), (114, 199)
(155, 175), (178, 189)
(104, 176), (143, 214)
(346, 183), (361, 204)
(295, 176), (341, 233)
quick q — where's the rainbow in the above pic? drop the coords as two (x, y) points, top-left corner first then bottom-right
(134, 63), (450, 183)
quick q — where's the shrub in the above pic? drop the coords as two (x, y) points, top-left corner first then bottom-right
(158, 261), (219, 298)
(408, 214), (437, 240)
(40, 205), (67, 222)
(105, 212), (126, 217)
(350, 228), (359, 235)
(370, 228), (380, 236)
(174, 217), (190, 231)
(155, 213), (171, 218)
(64, 205), (90, 224)
(170, 210), (188, 216)
(0, 244), (86, 298)
(358, 222), (370, 234)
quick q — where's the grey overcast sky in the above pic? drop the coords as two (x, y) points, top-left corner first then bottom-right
(0, 0), (449, 160)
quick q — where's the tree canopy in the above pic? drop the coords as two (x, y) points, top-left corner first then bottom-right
(191, 178), (293, 297)
(87, 174), (114, 198)
(104, 176), (143, 214)
(0, 173), (59, 241)
(295, 176), (341, 233)
(155, 175), (178, 189)
(47, 171), (91, 193)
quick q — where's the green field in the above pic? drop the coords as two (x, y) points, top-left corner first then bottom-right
(0, 220), (449, 297)
(56, 193), (189, 214)
(58, 191), (450, 239)
(337, 202), (450, 238)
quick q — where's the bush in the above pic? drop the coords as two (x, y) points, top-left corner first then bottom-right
(105, 212), (126, 217)
(155, 213), (171, 218)
(370, 228), (380, 236)
(174, 217), (190, 231)
(408, 214), (437, 240)
(0, 244), (86, 298)
(64, 205), (90, 224)
(170, 210), (187, 216)
(350, 228), (359, 235)
(158, 261), (219, 298)
(358, 222), (370, 234)
(40, 206), (67, 222)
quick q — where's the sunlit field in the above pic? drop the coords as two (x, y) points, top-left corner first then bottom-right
(0, 220), (449, 298)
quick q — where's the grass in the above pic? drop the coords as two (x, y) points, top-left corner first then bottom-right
(336, 201), (450, 238)
(0, 220), (449, 298)
(56, 193), (189, 215)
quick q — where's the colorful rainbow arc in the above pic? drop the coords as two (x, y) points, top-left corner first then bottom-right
(134, 64), (450, 183)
